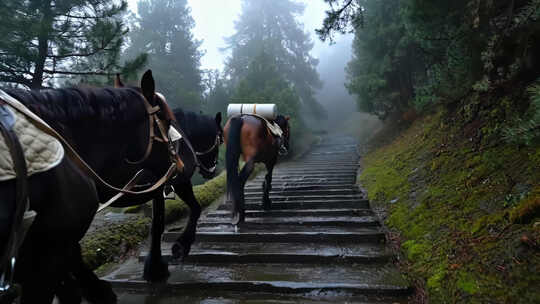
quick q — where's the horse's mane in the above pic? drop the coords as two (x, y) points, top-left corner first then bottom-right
(173, 108), (217, 141)
(4, 87), (147, 127)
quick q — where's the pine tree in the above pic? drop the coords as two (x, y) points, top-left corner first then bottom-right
(0, 0), (144, 88)
(232, 51), (302, 131)
(225, 0), (325, 118)
(126, 0), (203, 110)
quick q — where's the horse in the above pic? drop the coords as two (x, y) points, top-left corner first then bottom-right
(224, 114), (290, 225)
(0, 70), (182, 303)
(102, 77), (223, 283)
(55, 79), (224, 302)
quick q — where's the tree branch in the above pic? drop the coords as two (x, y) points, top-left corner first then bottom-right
(42, 69), (114, 76)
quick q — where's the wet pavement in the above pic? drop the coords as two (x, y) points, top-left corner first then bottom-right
(105, 136), (412, 303)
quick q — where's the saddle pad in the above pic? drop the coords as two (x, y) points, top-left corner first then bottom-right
(0, 91), (64, 181)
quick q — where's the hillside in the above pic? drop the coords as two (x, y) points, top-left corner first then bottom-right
(357, 88), (540, 302)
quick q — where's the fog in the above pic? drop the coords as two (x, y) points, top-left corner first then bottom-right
(127, 0), (358, 125)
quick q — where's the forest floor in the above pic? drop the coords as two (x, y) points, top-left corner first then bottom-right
(347, 92), (540, 302)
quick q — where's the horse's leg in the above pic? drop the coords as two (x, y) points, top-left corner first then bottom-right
(262, 160), (276, 210)
(17, 160), (99, 304)
(232, 159), (255, 224)
(17, 244), (66, 304)
(62, 243), (116, 304)
(143, 195), (170, 282)
(171, 182), (201, 261)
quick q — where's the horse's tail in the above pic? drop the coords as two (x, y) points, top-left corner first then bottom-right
(225, 117), (243, 213)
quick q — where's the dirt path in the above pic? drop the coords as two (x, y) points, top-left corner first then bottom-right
(104, 136), (412, 303)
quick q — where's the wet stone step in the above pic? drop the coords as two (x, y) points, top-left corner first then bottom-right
(107, 264), (410, 297)
(244, 184), (358, 192)
(194, 224), (380, 234)
(163, 230), (385, 243)
(217, 199), (370, 211)
(247, 179), (356, 186)
(115, 289), (409, 304)
(141, 252), (390, 265)
(198, 215), (379, 227)
(245, 181), (357, 187)
(205, 209), (375, 219)
(256, 176), (356, 180)
(194, 221), (379, 232)
(244, 190), (363, 198)
(278, 163), (358, 168)
(253, 173), (355, 179)
(272, 167), (358, 172)
(244, 194), (365, 202)
(144, 242), (390, 264)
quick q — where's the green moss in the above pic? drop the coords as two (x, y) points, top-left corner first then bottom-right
(81, 216), (150, 270)
(358, 102), (540, 302)
(457, 271), (480, 295)
(426, 263), (448, 292)
(402, 240), (430, 260)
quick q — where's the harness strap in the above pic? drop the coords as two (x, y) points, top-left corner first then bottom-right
(0, 90), (176, 196)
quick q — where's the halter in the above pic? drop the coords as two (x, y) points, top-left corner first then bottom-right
(195, 132), (223, 176)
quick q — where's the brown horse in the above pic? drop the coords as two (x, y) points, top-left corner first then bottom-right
(224, 114), (290, 224)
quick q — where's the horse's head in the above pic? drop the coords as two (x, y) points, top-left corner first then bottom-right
(172, 108), (223, 179)
(275, 114), (290, 151)
(116, 71), (184, 173)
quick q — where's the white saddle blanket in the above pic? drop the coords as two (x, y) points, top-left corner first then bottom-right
(0, 90), (64, 181)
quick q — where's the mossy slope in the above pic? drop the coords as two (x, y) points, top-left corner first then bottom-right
(360, 93), (540, 303)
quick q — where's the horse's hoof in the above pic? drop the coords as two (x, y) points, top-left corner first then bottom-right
(143, 256), (170, 282)
(171, 241), (191, 262)
(82, 279), (117, 304)
(232, 210), (245, 225)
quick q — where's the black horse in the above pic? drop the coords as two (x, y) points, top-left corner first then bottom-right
(0, 70), (181, 303)
(224, 114), (290, 224)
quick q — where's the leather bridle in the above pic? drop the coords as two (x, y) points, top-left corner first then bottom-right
(126, 92), (184, 173)
(195, 132), (223, 176)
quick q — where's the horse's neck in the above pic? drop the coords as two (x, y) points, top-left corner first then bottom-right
(176, 110), (210, 150)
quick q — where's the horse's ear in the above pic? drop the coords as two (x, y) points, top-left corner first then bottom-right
(141, 70), (155, 103)
(114, 74), (125, 88)
(285, 115), (290, 121)
(215, 112), (222, 126)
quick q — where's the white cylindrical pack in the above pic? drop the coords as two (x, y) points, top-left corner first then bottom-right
(227, 104), (277, 120)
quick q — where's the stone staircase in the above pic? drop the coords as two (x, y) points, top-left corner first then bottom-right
(106, 136), (412, 303)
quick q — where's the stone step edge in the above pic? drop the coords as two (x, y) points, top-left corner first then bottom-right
(162, 231), (386, 243)
(195, 219), (380, 228)
(108, 280), (412, 297)
(205, 209), (374, 218)
(137, 252), (392, 264)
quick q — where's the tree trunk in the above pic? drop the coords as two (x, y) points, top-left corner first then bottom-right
(30, 0), (53, 89)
